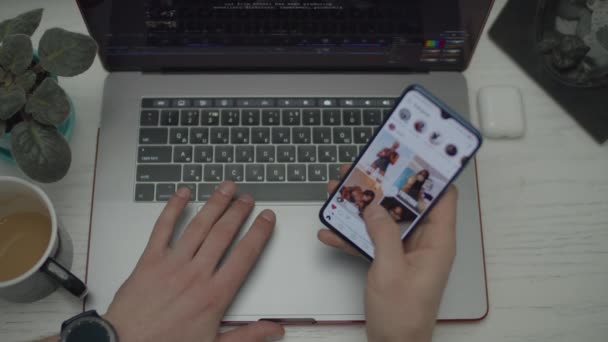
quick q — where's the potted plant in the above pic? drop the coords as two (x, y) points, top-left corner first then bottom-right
(0, 9), (97, 183)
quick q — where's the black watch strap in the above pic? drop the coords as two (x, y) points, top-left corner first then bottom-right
(61, 310), (118, 342)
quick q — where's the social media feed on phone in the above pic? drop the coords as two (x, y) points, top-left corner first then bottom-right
(322, 89), (481, 258)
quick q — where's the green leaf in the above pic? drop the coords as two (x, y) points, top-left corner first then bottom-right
(25, 78), (70, 125)
(0, 120), (6, 140)
(0, 9), (44, 43)
(0, 34), (34, 74)
(10, 121), (71, 183)
(0, 86), (26, 120)
(38, 28), (97, 77)
(15, 70), (36, 91)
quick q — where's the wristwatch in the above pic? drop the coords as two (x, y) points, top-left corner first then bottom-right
(60, 310), (118, 342)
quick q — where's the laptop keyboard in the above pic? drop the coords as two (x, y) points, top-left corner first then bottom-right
(136, 97), (395, 202)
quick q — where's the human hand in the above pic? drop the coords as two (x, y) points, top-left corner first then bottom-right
(103, 181), (284, 342)
(318, 166), (457, 342)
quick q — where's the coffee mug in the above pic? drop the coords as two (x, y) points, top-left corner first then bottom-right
(0, 176), (87, 302)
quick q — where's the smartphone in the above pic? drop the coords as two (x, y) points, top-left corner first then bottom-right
(319, 85), (482, 260)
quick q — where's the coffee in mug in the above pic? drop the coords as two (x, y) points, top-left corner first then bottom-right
(0, 176), (87, 302)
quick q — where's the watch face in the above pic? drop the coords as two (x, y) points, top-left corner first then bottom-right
(63, 317), (116, 342)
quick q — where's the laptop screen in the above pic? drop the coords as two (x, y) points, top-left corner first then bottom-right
(77, 0), (494, 71)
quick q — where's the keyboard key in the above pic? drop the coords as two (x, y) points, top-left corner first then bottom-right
(359, 145), (367, 154)
(308, 164), (328, 182)
(319, 98), (338, 107)
(363, 109), (382, 125)
(277, 145), (296, 162)
(383, 109), (392, 121)
(251, 127), (270, 144)
(225, 164), (244, 182)
(354, 127), (373, 144)
(379, 99), (395, 107)
(160, 110), (179, 125)
(135, 183), (154, 201)
(190, 127), (209, 144)
(267, 164), (286, 182)
(174, 146), (193, 163)
(156, 183), (176, 201)
(260, 98), (275, 107)
(312, 127), (331, 144)
(318, 145), (337, 162)
(183, 165), (202, 182)
(169, 128), (189, 144)
(287, 164), (306, 182)
(246, 164), (265, 182)
(361, 99), (376, 107)
(339, 145), (358, 162)
(282, 109), (301, 125)
(215, 98), (235, 107)
(303, 109), (321, 125)
(333, 127), (353, 144)
(197, 183), (326, 201)
(242, 109), (260, 125)
(262, 109), (280, 125)
(138, 146), (171, 163)
(256, 146), (276, 163)
(193, 99), (212, 107)
(151, 99), (170, 108)
(231, 127), (250, 144)
(140, 110), (159, 126)
(329, 164), (343, 180)
(292, 127), (311, 144)
(277, 99), (301, 107)
(194, 146), (213, 163)
(323, 109), (341, 125)
(210, 127), (230, 144)
(235, 145), (254, 163)
(339, 98), (357, 107)
(301, 99), (316, 107)
(298, 145), (317, 162)
(201, 110), (220, 125)
(221, 109), (240, 125)
(237, 99), (264, 107)
(272, 127), (290, 144)
(172, 99), (191, 107)
(215, 146), (234, 162)
(177, 183), (196, 201)
(137, 165), (181, 182)
(204, 164), (223, 182)
(139, 128), (168, 144)
(343, 109), (362, 125)
(180, 110), (199, 126)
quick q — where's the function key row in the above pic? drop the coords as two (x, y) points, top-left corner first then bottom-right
(141, 109), (389, 127)
(142, 98), (396, 108)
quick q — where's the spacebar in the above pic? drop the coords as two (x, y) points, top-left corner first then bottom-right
(198, 183), (328, 202)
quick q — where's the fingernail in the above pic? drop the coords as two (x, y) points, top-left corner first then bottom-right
(261, 210), (275, 222)
(217, 181), (235, 196)
(238, 193), (254, 203)
(176, 186), (190, 199)
(265, 335), (283, 342)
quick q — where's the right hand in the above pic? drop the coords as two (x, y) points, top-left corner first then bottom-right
(319, 166), (458, 342)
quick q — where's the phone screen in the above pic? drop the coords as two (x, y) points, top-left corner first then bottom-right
(320, 86), (482, 259)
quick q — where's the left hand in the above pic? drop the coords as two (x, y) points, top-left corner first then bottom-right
(103, 181), (284, 342)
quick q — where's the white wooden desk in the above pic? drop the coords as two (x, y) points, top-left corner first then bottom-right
(1, 0), (608, 341)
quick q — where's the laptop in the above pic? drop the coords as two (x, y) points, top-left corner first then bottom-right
(81, 0), (493, 322)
